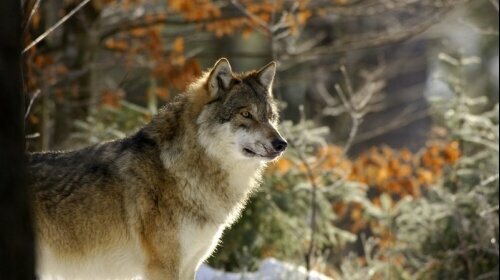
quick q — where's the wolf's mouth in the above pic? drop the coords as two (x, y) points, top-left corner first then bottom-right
(242, 147), (281, 160)
(243, 148), (257, 157)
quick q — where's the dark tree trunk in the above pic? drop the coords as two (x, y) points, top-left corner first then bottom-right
(0, 0), (36, 278)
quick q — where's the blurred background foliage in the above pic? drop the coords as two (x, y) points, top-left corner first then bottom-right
(22, 0), (498, 279)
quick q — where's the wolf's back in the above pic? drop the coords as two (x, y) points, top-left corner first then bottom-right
(29, 142), (121, 194)
(29, 130), (161, 191)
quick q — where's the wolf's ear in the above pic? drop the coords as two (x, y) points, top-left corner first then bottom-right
(208, 58), (233, 97)
(257, 61), (276, 93)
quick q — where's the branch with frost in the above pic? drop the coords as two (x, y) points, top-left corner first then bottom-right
(297, 65), (385, 277)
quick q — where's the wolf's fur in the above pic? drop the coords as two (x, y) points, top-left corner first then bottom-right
(29, 58), (286, 280)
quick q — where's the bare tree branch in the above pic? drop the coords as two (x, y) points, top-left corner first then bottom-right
(23, 0), (92, 53)
(24, 89), (41, 120)
(301, 64), (384, 276)
(23, 0), (41, 31)
(230, 0), (271, 35)
(354, 108), (431, 144)
(284, 9), (450, 61)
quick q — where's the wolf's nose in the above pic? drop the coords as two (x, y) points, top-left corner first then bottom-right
(272, 138), (288, 152)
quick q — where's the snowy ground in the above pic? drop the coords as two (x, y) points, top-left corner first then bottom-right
(197, 258), (332, 280)
(39, 258), (332, 280)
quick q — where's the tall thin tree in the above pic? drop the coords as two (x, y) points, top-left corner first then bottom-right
(0, 0), (35, 278)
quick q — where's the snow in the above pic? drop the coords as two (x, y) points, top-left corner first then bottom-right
(196, 258), (332, 280)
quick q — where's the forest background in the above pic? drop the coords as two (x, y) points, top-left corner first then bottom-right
(18, 0), (500, 279)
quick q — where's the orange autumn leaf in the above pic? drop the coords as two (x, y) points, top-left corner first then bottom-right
(400, 148), (413, 162)
(388, 158), (400, 173)
(376, 167), (390, 184)
(396, 164), (413, 178)
(350, 203), (363, 220)
(104, 39), (128, 51)
(29, 114), (40, 125)
(381, 145), (394, 158)
(384, 181), (402, 194)
(443, 141), (461, 163)
(129, 27), (148, 37)
(156, 87), (169, 100)
(259, 13), (270, 23)
(273, 158), (293, 174)
(172, 37), (184, 53)
(417, 168), (434, 185)
(100, 89), (124, 108)
(400, 177), (420, 196)
(34, 55), (54, 68)
(333, 202), (347, 216)
(368, 148), (386, 166)
(242, 26), (253, 39)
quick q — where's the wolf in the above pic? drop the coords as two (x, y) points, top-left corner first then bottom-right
(29, 58), (287, 280)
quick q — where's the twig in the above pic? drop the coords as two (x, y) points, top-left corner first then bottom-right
(23, 0), (41, 31)
(476, 174), (500, 189)
(300, 148), (319, 280)
(230, 0), (271, 35)
(461, 136), (500, 152)
(282, 6), (455, 61)
(477, 270), (499, 280)
(23, 0), (92, 53)
(334, 65), (386, 155)
(490, 0), (499, 12)
(459, 19), (499, 36)
(342, 117), (361, 158)
(335, 84), (354, 113)
(24, 89), (41, 120)
(334, 83), (364, 156)
(354, 108), (430, 144)
(302, 66), (383, 277)
(25, 133), (40, 139)
(280, 108), (321, 280)
(340, 66), (355, 108)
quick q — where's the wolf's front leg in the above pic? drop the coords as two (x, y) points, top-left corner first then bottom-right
(145, 263), (179, 280)
(179, 267), (196, 280)
(142, 240), (180, 279)
(140, 224), (181, 280)
(179, 271), (195, 280)
(143, 243), (180, 279)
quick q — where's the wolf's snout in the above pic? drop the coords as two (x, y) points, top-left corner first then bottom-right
(271, 138), (288, 152)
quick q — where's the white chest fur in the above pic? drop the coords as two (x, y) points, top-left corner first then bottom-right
(179, 220), (225, 279)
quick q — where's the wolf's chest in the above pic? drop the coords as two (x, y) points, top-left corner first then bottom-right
(179, 221), (224, 265)
(179, 220), (225, 277)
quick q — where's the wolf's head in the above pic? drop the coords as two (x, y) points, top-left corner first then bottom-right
(196, 58), (287, 165)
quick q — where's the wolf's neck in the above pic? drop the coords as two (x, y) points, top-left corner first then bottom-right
(143, 95), (263, 223)
(158, 127), (262, 224)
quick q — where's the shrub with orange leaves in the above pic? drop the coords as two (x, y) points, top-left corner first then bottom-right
(269, 141), (461, 238)
(351, 142), (460, 196)
(272, 141), (460, 193)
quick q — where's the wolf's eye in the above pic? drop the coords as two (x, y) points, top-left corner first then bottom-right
(241, 111), (251, 118)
